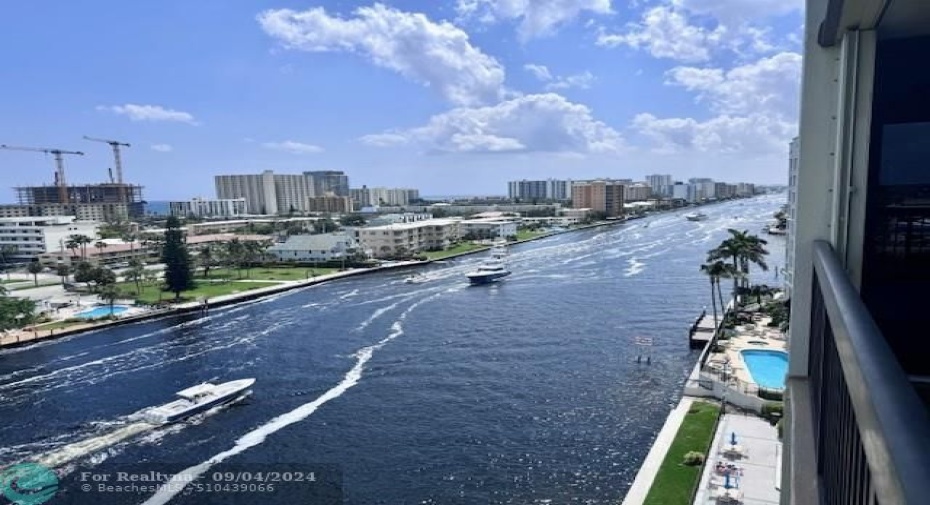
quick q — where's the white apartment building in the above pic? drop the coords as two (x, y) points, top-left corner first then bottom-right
(350, 186), (418, 207)
(507, 179), (574, 201)
(267, 233), (358, 262)
(645, 174), (673, 198)
(169, 198), (247, 218)
(624, 183), (651, 202)
(672, 184), (689, 200)
(459, 218), (518, 239)
(785, 137), (800, 297)
(215, 170), (315, 215)
(0, 216), (98, 261)
(358, 219), (460, 258)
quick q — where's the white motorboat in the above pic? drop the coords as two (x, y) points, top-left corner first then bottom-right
(404, 273), (427, 284)
(685, 212), (708, 221)
(466, 243), (511, 285)
(143, 379), (255, 424)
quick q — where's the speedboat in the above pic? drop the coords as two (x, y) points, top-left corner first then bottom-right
(466, 244), (511, 285)
(404, 273), (426, 284)
(685, 212), (708, 221)
(143, 379), (255, 424)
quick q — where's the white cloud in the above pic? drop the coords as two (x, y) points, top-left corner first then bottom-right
(596, 6), (725, 63)
(664, 52), (802, 116)
(361, 93), (623, 154)
(456, 0), (613, 41)
(523, 63), (552, 81)
(261, 141), (324, 154)
(96, 104), (198, 124)
(258, 4), (505, 106)
(631, 52), (802, 155)
(598, 1), (802, 63)
(524, 64), (595, 90)
(150, 144), (173, 152)
(632, 112), (796, 154)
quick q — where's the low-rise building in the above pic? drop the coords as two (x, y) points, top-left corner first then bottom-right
(459, 218), (518, 239)
(308, 193), (354, 213)
(38, 233), (271, 267)
(169, 198), (247, 218)
(358, 219), (460, 258)
(0, 216), (99, 261)
(267, 233), (358, 262)
(366, 213), (433, 226)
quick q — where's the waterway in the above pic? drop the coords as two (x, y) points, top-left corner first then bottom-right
(0, 195), (785, 504)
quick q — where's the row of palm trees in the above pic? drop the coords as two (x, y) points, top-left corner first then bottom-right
(196, 239), (273, 280)
(700, 229), (770, 330)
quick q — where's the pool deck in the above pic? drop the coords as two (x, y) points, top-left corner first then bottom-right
(692, 413), (781, 505)
(704, 315), (787, 387)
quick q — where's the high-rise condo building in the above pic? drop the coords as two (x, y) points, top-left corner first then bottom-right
(214, 170), (314, 215)
(571, 180), (625, 217)
(305, 170), (350, 197)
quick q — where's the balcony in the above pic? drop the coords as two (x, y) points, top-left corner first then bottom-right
(789, 241), (930, 504)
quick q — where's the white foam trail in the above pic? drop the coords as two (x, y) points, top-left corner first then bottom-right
(35, 422), (153, 468)
(624, 258), (646, 277)
(338, 288), (359, 300)
(141, 294), (440, 505)
(355, 302), (401, 331)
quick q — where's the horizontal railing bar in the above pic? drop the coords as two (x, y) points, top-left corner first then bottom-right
(812, 240), (930, 505)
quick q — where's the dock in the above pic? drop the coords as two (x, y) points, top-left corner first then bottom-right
(689, 310), (718, 349)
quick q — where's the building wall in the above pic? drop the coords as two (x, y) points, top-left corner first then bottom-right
(307, 195), (353, 213)
(306, 171), (350, 197)
(785, 136), (800, 298)
(358, 219), (460, 257)
(0, 216), (99, 260)
(572, 181), (625, 216)
(169, 198), (247, 218)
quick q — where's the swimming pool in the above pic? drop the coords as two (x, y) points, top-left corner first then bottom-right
(741, 349), (788, 389)
(75, 305), (129, 319)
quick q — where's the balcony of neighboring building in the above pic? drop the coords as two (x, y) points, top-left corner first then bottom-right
(785, 1), (930, 504)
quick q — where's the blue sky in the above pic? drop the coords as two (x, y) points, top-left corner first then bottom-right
(0, 0), (803, 200)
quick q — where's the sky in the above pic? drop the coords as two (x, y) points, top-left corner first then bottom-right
(0, 0), (804, 200)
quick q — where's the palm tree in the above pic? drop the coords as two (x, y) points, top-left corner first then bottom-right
(97, 284), (122, 316)
(65, 237), (80, 261)
(708, 229), (770, 301)
(26, 262), (43, 286)
(127, 259), (146, 294)
(94, 241), (108, 258)
(56, 263), (71, 286)
(700, 262), (724, 330)
(68, 234), (94, 259)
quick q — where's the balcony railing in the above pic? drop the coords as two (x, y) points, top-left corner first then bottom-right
(808, 240), (930, 505)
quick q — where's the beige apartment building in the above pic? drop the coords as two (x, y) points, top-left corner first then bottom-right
(571, 180), (626, 217)
(308, 193), (354, 213)
(357, 219), (460, 258)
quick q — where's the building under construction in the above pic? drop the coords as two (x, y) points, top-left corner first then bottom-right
(3, 183), (145, 221)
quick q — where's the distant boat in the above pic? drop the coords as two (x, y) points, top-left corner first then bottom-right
(685, 212), (708, 222)
(466, 241), (511, 285)
(143, 379), (254, 424)
(404, 273), (427, 284)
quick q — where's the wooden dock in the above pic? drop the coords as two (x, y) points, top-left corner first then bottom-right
(688, 310), (719, 349)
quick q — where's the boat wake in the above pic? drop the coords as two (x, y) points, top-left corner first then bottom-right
(140, 293), (442, 505)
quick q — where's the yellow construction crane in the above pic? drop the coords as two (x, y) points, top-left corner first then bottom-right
(0, 144), (84, 203)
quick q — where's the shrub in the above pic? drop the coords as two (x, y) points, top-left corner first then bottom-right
(682, 451), (705, 466)
(761, 402), (784, 425)
(757, 387), (784, 401)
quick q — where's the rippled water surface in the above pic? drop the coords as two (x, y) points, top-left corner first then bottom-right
(0, 196), (785, 504)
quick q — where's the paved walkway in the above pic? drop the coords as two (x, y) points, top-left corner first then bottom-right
(693, 413), (781, 505)
(621, 396), (695, 505)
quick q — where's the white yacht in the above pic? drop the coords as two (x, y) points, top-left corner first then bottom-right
(404, 273), (427, 284)
(143, 379), (255, 424)
(685, 212), (708, 222)
(466, 243), (511, 285)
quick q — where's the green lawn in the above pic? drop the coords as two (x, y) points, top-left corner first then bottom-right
(198, 266), (341, 282)
(36, 320), (89, 331)
(423, 243), (488, 260)
(115, 280), (282, 304)
(643, 401), (720, 505)
(514, 229), (548, 241)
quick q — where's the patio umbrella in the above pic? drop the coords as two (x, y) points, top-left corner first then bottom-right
(730, 432), (737, 445)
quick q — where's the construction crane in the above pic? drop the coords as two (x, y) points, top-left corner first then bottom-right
(0, 144), (84, 203)
(84, 136), (131, 203)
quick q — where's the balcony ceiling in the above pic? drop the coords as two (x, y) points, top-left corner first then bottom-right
(878, 0), (930, 39)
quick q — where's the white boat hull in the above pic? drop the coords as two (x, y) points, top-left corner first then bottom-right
(143, 379), (255, 424)
(466, 270), (511, 284)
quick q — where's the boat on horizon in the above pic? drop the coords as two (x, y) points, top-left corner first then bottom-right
(685, 212), (708, 222)
(466, 242), (511, 285)
(142, 379), (255, 424)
